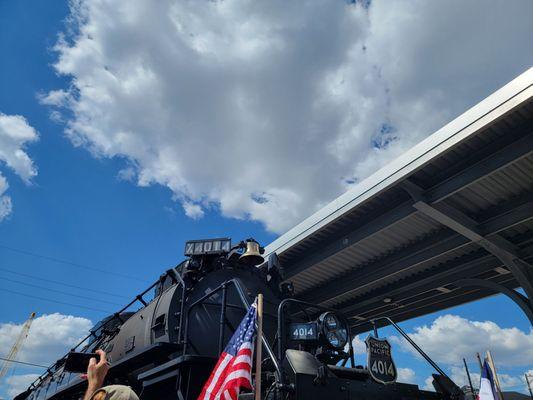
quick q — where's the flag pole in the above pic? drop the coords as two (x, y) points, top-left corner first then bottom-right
(525, 373), (533, 400)
(486, 350), (504, 400)
(255, 294), (263, 400)
(463, 358), (474, 395)
(476, 352), (483, 371)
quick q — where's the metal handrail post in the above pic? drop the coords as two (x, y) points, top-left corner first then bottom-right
(230, 279), (282, 378)
(218, 284), (228, 354)
(180, 278), (281, 379)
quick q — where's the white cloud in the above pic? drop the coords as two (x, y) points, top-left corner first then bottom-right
(449, 365), (480, 390)
(448, 365), (522, 391)
(183, 201), (205, 220)
(0, 112), (39, 221)
(449, 365), (524, 392)
(43, 0), (533, 233)
(4, 374), (41, 398)
(351, 335), (367, 355)
(397, 367), (416, 383)
(117, 166), (136, 182)
(0, 313), (93, 367)
(0, 174), (13, 221)
(0, 113), (39, 182)
(423, 376), (435, 392)
(498, 373), (524, 390)
(392, 315), (533, 367)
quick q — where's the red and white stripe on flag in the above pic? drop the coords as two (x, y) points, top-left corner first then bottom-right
(198, 301), (257, 400)
(198, 342), (253, 400)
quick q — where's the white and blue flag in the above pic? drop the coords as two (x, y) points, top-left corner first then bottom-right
(478, 359), (500, 400)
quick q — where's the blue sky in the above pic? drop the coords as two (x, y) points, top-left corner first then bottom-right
(1, 0), (532, 397)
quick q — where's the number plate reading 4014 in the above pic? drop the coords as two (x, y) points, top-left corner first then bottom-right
(289, 322), (318, 341)
(365, 336), (397, 384)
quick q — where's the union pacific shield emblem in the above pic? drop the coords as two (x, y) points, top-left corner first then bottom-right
(365, 336), (397, 384)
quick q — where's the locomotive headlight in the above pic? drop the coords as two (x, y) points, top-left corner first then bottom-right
(325, 314), (338, 329)
(318, 312), (348, 350)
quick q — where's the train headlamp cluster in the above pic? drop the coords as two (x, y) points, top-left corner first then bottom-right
(289, 311), (349, 351)
(184, 238), (231, 256)
(318, 312), (348, 350)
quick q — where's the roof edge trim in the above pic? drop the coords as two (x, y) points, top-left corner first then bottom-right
(266, 67), (533, 257)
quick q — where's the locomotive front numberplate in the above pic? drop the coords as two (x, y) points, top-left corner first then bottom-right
(289, 322), (318, 341)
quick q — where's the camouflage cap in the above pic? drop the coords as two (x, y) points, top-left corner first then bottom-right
(90, 385), (140, 400)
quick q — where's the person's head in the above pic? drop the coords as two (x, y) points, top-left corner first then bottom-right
(89, 385), (139, 400)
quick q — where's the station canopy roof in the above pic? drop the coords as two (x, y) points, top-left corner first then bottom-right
(265, 68), (533, 333)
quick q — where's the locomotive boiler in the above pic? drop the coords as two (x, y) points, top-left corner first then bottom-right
(16, 238), (464, 400)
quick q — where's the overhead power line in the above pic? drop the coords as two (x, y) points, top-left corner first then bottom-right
(0, 276), (123, 306)
(0, 288), (114, 314)
(0, 243), (148, 282)
(0, 267), (129, 299)
(0, 357), (47, 369)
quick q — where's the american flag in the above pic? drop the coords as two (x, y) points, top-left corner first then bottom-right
(198, 300), (257, 400)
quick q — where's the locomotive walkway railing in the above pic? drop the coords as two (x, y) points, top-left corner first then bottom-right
(369, 316), (449, 378)
(25, 268), (184, 392)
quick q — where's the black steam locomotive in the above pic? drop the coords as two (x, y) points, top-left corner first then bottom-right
(16, 238), (464, 400)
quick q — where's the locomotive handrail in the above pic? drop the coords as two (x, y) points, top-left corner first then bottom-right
(231, 279), (282, 378)
(25, 270), (178, 391)
(182, 278), (282, 378)
(369, 317), (449, 379)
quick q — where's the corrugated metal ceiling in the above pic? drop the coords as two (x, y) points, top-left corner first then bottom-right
(266, 69), (533, 331)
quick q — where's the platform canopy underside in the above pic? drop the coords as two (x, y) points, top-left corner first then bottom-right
(265, 69), (533, 333)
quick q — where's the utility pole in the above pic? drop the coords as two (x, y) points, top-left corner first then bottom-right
(0, 312), (36, 382)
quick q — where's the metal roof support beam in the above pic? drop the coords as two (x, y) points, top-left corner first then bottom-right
(456, 278), (533, 326)
(403, 180), (533, 302)
(349, 274), (517, 332)
(349, 277), (517, 334)
(343, 252), (532, 321)
(299, 192), (533, 304)
(338, 251), (493, 315)
(299, 230), (467, 303)
(285, 131), (533, 281)
(423, 131), (533, 203)
(338, 249), (520, 317)
(285, 201), (415, 279)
